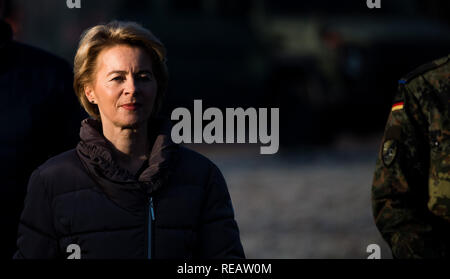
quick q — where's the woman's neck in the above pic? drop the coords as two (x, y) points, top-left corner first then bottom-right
(102, 121), (150, 174)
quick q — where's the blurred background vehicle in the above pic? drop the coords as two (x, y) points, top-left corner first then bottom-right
(6, 0), (450, 145)
(3, 0), (449, 258)
(256, 0), (450, 144)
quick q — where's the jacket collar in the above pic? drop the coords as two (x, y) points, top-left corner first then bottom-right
(76, 117), (179, 212)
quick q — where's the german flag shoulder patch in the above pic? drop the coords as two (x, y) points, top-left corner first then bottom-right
(392, 101), (404, 112)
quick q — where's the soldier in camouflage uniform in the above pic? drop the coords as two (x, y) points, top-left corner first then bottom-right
(372, 54), (450, 258)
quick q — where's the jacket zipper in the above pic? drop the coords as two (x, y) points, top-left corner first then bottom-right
(147, 196), (155, 259)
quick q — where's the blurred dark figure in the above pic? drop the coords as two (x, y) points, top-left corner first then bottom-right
(0, 2), (84, 258)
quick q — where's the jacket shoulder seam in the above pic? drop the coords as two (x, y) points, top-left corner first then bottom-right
(399, 55), (449, 85)
(18, 220), (58, 241)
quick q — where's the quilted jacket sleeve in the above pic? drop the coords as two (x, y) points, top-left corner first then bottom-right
(195, 164), (245, 259)
(13, 169), (60, 259)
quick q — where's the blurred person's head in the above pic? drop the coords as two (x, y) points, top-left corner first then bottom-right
(1, 0), (21, 38)
(0, 0), (12, 45)
(0, 0), (12, 19)
(73, 21), (168, 130)
(0, 0), (3, 17)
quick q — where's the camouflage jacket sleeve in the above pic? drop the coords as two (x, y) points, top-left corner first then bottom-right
(372, 61), (449, 258)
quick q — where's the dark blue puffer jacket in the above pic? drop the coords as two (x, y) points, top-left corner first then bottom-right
(14, 118), (245, 259)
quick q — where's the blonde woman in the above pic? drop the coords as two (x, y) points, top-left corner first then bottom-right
(14, 21), (245, 259)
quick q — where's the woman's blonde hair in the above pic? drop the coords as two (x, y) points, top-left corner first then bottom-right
(73, 20), (168, 119)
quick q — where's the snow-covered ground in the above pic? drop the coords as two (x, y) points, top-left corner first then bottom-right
(185, 134), (392, 259)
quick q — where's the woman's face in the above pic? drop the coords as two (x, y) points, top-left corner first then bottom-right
(85, 44), (157, 129)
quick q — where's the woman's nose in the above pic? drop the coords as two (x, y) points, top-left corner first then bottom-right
(124, 77), (138, 95)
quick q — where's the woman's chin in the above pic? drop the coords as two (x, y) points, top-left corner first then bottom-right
(117, 117), (147, 129)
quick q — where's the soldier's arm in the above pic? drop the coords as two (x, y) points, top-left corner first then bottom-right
(372, 82), (445, 258)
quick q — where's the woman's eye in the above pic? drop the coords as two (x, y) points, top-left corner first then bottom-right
(111, 76), (125, 82)
(137, 74), (151, 81)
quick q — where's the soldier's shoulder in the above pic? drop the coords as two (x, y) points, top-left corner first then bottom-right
(399, 54), (450, 86)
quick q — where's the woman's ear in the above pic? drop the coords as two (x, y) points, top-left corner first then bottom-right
(84, 85), (96, 104)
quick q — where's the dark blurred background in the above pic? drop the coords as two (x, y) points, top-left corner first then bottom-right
(3, 0), (450, 258)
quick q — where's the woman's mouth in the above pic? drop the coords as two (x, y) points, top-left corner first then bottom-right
(120, 103), (140, 111)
